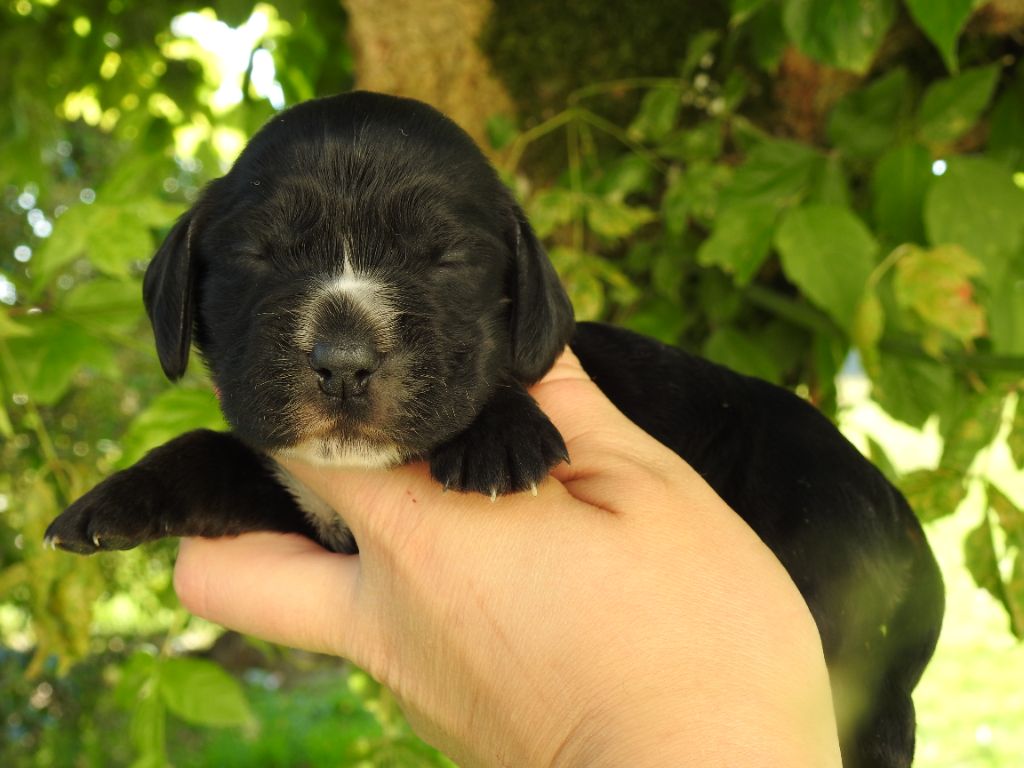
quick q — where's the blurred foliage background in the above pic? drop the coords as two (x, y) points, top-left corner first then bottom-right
(1, 0), (1023, 765)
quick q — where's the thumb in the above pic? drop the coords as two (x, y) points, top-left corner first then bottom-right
(174, 533), (360, 657)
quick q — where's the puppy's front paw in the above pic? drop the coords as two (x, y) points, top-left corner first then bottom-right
(429, 386), (569, 497)
(44, 471), (163, 554)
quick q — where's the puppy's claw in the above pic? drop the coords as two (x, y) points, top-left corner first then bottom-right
(530, 483), (538, 497)
(44, 534), (59, 550)
(489, 488), (497, 503)
(92, 533), (102, 548)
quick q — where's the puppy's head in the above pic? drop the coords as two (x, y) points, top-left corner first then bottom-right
(143, 91), (574, 466)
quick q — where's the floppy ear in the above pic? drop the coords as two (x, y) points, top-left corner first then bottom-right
(143, 212), (197, 381)
(509, 210), (575, 384)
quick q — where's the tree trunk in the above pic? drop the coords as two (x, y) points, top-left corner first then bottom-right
(342, 0), (514, 153)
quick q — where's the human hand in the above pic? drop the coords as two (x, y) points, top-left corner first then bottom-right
(174, 349), (841, 768)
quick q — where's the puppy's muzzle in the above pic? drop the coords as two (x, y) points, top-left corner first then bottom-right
(309, 340), (381, 400)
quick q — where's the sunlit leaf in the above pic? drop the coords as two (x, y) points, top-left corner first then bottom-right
(658, 121), (724, 164)
(117, 388), (226, 468)
(6, 317), (118, 405)
(965, 510), (1024, 637)
(939, 387), (1007, 474)
(1010, 396), (1024, 469)
(696, 200), (777, 285)
(872, 353), (953, 428)
(61, 278), (144, 334)
(900, 468), (966, 522)
(585, 198), (656, 239)
(924, 156), (1024, 280)
(775, 204), (878, 330)
(893, 244), (987, 347)
(990, 483), (1024, 548)
(852, 291), (884, 374)
(628, 85), (681, 143)
(0, 311), (31, 339)
(160, 657), (254, 727)
(730, 0), (770, 26)
(527, 188), (577, 238)
(590, 154), (655, 198)
(987, 260), (1024, 355)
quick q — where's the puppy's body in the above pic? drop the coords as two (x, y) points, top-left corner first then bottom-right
(46, 92), (943, 768)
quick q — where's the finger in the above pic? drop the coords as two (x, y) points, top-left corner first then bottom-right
(174, 533), (359, 658)
(530, 348), (689, 500)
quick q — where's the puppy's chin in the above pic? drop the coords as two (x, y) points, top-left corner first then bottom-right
(273, 437), (403, 469)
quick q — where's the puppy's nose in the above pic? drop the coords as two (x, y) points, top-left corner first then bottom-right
(309, 340), (381, 399)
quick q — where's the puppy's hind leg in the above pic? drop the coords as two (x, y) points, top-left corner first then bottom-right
(44, 430), (321, 554)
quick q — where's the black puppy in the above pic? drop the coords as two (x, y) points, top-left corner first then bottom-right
(45, 92), (944, 767)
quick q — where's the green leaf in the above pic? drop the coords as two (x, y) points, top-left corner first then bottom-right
(61, 278), (143, 333)
(782, 0), (897, 73)
(657, 121), (724, 164)
(117, 388), (226, 468)
(628, 85), (682, 143)
(893, 244), (987, 348)
(590, 154), (655, 199)
(774, 204), (879, 330)
(730, 0), (770, 26)
(1010, 396), (1024, 469)
(852, 291), (884, 374)
(872, 353), (953, 428)
(33, 202), (158, 291)
(0, 311), (31, 339)
(528, 188), (577, 238)
(990, 483), (1024, 549)
(1009, 553), (1024, 639)
(722, 139), (820, 210)
(987, 258), (1024, 355)
(989, 87), (1024, 171)
(585, 198), (656, 239)
(485, 113), (518, 151)
(965, 512), (1005, 594)
(965, 510), (1024, 637)
(130, 690), (166, 768)
(622, 296), (690, 344)
(31, 204), (92, 290)
(696, 200), (777, 285)
(680, 162), (734, 226)
(939, 387), (1007, 473)
(905, 0), (976, 73)
(917, 65), (1000, 146)
(809, 154), (851, 208)
(703, 327), (783, 382)
(86, 207), (153, 278)
(827, 68), (911, 160)
(159, 657), (254, 728)
(661, 171), (691, 236)
(680, 30), (721, 79)
(900, 468), (967, 522)
(924, 156), (1024, 280)
(871, 143), (932, 244)
(6, 317), (118, 405)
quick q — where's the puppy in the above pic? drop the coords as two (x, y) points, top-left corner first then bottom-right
(45, 92), (944, 768)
